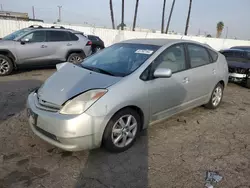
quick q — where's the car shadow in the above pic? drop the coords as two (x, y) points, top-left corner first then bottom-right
(75, 131), (149, 188)
(10, 66), (56, 76)
(75, 81), (188, 188)
(0, 79), (42, 125)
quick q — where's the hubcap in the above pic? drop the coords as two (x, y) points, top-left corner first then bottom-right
(212, 86), (222, 106)
(69, 55), (83, 63)
(0, 58), (10, 75)
(111, 115), (138, 148)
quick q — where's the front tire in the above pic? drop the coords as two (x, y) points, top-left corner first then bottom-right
(102, 108), (141, 153)
(0, 55), (13, 76)
(205, 83), (224, 109)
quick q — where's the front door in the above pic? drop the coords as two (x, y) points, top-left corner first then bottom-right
(147, 44), (190, 122)
(15, 30), (50, 65)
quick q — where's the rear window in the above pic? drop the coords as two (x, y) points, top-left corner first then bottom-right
(208, 49), (218, 62)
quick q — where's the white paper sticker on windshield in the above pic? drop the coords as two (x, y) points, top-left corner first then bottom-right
(135, 49), (154, 55)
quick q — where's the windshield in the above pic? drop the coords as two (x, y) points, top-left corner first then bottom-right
(2, 28), (32, 40)
(222, 50), (250, 63)
(81, 43), (160, 77)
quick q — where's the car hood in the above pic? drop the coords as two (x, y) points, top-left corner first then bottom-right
(0, 40), (15, 47)
(38, 63), (122, 106)
(228, 61), (250, 69)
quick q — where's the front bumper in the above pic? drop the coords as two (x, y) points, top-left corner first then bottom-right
(27, 92), (108, 151)
(229, 73), (247, 82)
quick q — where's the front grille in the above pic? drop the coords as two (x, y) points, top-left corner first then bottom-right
(34, 94), (61, 112)
(35, 125), (59, 142)
(229, 67), (246, 74)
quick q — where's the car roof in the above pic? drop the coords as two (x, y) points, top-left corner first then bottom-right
(120, 38), (208, 47)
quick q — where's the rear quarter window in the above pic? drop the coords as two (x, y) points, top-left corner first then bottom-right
(208, 49), (218, 62)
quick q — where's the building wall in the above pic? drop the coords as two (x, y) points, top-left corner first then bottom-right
(0, 19), (250, 50)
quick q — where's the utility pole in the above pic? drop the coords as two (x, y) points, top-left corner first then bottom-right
(32, 6), (35, 19)
(1, 4), (3, 11)
(57, 6), (62, 22)
(226, 26), (228, 39)
(121, 0), (124, 30)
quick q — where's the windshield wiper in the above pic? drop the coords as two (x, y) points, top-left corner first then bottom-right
(81, 65), (115, 76)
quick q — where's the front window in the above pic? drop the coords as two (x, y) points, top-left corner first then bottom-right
(81, 43), (160, 77)
(3, 28), (32, 40)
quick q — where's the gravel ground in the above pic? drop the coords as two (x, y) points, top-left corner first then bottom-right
(0, 68), (250, 188)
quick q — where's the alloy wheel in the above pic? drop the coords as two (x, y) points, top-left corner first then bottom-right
(111, 115), (138, 148)
(69, 56), (82, 64)
(0, 58), (10, 75)
(212, 86), (222, 107)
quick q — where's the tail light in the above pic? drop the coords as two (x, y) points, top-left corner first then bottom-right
(86, 41), (92, 46)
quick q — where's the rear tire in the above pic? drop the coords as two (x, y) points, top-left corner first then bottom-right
(67, 53), (85, 64)
(205, 83), (224, 109)
(0, 55), (13, 76)
(102, 108), (141, 153)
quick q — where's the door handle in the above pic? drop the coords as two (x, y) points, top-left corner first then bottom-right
(67, 43), (72, 46)
(183, 77), (189, 83)
(41, 45), (47, 48)
(213, 69), (216, 74)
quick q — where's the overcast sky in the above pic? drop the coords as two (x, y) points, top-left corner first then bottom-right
(1, 0), (250, 39)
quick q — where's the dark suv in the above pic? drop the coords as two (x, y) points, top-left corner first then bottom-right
(0, 25), (92, 76)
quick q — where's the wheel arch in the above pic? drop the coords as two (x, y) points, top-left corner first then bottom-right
(0, 50), (16, 68)
(65, 49), (86, 60)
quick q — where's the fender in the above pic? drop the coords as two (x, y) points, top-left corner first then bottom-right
(65, 49), (86, 60)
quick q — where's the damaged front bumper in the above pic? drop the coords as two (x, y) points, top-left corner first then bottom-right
(228, 73), (247, 82)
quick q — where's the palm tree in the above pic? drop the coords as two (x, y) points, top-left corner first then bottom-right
(132, 0), (139, 31)
(184, 0), (193, 35)
(121, 0), (125, 30)
(109, 0), (115, 29)
(165, 0), (176, 34)
(216, 21), (224, 38)
(161, 0), (167, 33)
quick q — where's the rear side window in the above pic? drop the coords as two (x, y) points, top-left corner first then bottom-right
(208, 49), (218, 62)
(187, 44), (210, 68)
(68, 32), (78, 41)
(46, 31), (70, 42)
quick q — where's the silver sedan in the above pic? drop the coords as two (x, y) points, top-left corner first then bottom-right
(27, 39), (228, 152)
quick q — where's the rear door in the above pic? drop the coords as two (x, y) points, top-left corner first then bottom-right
(45, 30), (74, 63)
(15, 30), (50, 65)
(183, 43), (218, 105)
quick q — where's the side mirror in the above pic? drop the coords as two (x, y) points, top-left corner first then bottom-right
(20, 38), (30, 44)
(153, 68), (172, 78)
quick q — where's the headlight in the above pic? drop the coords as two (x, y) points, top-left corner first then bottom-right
(60, 89), (107, 115)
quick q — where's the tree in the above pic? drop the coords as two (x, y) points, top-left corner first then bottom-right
(184, 0), (193, 35)
(132, 0), (139, 31)
(109, 0), (115, 29)
(161, 0), (167, 33)
(216, 21), (224, 38)
(165, 0), (176, 34)
(121, 0), (125, 30)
